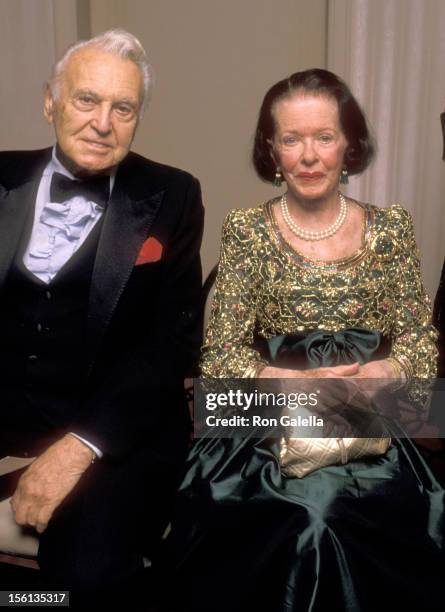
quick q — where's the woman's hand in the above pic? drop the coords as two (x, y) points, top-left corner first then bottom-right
(350, 359), (400, 404)
(258, 362), (360, 379)
(352, 359), (396, 379)
(259, 363), (361, 435)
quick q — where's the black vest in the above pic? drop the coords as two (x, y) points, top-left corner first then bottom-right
(0, 219), (103, 446)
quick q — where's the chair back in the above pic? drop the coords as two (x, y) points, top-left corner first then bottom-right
(0, 457), (39, 559)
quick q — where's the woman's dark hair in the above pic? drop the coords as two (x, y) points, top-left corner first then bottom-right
(252, 68), (375, 182)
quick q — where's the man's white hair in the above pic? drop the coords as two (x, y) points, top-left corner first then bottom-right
(48, 29), (154, 119)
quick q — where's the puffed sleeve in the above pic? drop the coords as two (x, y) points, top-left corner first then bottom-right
(200, 209), (267, 378)
(387, 205), (438, 378)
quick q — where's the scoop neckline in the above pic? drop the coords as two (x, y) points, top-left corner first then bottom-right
(264, 196), (374, 272)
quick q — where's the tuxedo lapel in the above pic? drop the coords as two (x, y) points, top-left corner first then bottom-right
(0, 148), (51, 289)
(87, 170), (164, 364)
(0, 180), (39, 289)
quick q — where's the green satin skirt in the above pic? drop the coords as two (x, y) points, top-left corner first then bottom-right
(169, 331), (444, 611)
(170, 435), (444, 611)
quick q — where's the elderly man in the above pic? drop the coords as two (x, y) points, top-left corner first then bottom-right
(0, 29), (203, 603)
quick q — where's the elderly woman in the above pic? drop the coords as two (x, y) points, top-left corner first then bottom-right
(171, 70), (444, 612)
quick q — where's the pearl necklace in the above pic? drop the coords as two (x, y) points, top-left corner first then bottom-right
(280, 192), (348, 241)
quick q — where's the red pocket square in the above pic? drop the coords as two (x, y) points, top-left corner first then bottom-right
(135, 237), (163, 265)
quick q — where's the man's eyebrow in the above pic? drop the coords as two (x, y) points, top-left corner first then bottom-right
(72, 89), (139, 107)
(72, 88), (99, 99)
(113, 98), (138, 108)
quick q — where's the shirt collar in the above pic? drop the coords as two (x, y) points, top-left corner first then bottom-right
(48, 146), (116, 193)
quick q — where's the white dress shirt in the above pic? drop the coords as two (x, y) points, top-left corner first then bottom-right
(23, 147), (115, 283)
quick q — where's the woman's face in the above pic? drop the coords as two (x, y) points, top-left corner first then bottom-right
(270, 93), (348, 205)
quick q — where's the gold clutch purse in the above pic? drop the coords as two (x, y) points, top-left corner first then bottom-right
(280, 436), (391, 478)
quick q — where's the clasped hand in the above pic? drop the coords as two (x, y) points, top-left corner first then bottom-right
(260, 360), (395, 436)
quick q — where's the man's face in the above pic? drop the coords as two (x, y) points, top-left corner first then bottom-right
(44, 46), (143, 176)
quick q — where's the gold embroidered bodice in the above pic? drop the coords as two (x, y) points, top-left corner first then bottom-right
(201, 199), (437, 378)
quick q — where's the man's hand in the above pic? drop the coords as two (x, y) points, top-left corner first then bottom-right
(10, 434), (95, 534)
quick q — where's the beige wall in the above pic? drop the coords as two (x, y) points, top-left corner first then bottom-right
(0, 0), (82, 149)
(89, 0), (328, 277)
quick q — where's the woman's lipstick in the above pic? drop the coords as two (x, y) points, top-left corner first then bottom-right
(298, 172), (324, 179)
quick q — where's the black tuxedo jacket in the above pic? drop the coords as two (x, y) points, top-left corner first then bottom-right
(0, 148), (204, 461)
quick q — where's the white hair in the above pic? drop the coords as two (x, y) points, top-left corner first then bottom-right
(48, 29), (154, 119)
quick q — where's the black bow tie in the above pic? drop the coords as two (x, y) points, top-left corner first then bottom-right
(50, 172), (110, 208)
